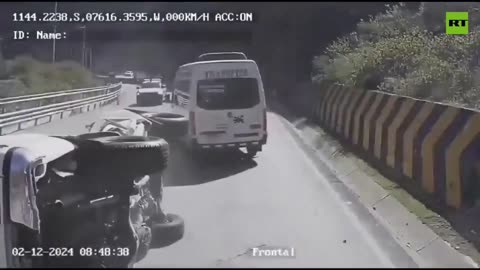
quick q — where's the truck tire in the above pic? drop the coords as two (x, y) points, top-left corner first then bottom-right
(75, 131), (122, 139)
(76, 136), (169, 177)
(149, 213), (185, 249)
(151, 113), (187, 123)
(149, 113), (188, 141)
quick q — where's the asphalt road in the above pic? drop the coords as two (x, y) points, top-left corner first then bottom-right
(19, 84), (418, 268)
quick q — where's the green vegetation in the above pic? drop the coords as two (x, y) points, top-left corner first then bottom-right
(1, 56), (101, 97)
(314, 2), (480, 109)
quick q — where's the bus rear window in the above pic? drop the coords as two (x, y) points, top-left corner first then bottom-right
(196, 78), (260, 110)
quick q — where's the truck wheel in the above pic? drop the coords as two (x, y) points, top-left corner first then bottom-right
(151, 113), (187, 124)
(148, 113), (188, 141)
(76, 136), (169, 177)
(149, 213), (185, 249)
(75, 131), (121, 139)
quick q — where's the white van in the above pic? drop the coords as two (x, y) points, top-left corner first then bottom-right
(172, 59), (267, 157)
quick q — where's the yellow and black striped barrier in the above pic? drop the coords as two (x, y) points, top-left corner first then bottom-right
(311, 85), (480, 209)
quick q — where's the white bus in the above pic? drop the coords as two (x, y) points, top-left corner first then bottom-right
(172, 59), (267, 158)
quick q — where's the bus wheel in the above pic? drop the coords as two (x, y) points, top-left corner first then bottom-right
(245, 147), (259, 159)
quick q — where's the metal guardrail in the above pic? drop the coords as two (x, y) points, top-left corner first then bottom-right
(0, 74), (116, 104)
(0, 83), (122, 135)
(0, 86), (107, 103)
(0, 84), (123, 114)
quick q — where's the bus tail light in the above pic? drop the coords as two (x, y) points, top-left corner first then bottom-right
(263, 109), (267, 132)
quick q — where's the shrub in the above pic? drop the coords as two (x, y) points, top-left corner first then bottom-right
(315, 2), (480, 108)
(6, 55), (100, 96)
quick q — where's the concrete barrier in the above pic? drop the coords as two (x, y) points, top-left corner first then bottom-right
(310, 85), (480, 209)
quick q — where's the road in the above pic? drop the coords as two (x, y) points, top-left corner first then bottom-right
(19, 84), (418, 268)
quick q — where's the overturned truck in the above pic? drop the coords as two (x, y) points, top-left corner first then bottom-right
(0, 112), (185, 268)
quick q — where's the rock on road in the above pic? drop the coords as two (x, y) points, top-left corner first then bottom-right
(18, 84), (418, 268)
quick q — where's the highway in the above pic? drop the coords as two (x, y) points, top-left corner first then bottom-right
(19, 84), (419, 267)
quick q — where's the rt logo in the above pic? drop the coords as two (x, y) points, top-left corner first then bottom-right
(446, 12), (468, 35)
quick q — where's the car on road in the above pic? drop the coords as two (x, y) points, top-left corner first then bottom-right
(136, 81), (165, 106)
(150, 78), (166, 87)
(115, 71), (136, 83)
(171, 57), (267, 158)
